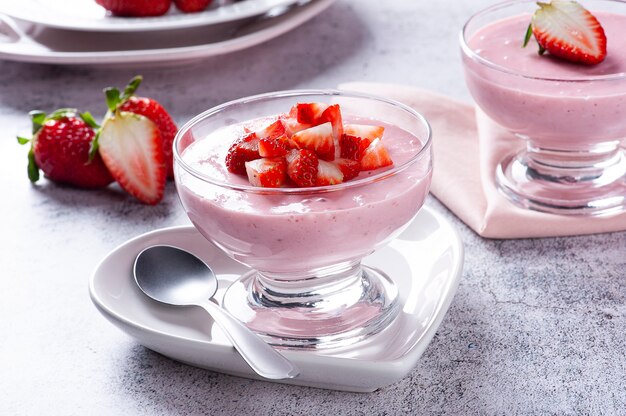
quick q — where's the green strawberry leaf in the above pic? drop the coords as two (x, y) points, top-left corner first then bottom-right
(121, 75), (142, 101)
(538, 44), (546, 56)
(27, 148), (39, 183)
(80, 111), (100, 129)
(17, 136), (30, 145)
(88, 129), (101, 162)
(522, 23), (533, 48)
(29, 110), (46, 134)
(104, 87), (121, 112)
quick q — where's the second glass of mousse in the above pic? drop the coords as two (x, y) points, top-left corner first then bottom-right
(461, 0), (626, 215)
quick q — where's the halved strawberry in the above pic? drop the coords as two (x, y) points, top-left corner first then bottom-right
(316, 160), (344, 186)
(98, 112), (166, 205)
(320, 104), (343, 159)
(286, 149), (318, 187)
(225, 133), (260, 175)
(343, 124), (385, 141)
(360, 138), (393, 171)
(293, 103), (329, 124)
(523, 0), (607, 65)
(245, 157), (287, 188)
(340, 134), (372, 161)
(96, 76), (178, 180)
(258, 134), (296, 158)
(292, 123), (335, 161)
(256, 120), (286, 140)
(334, 158), (361, 181)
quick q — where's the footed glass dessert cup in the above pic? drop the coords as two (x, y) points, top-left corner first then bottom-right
(461, 0), (626, 215)
(174, 90), (433, 349)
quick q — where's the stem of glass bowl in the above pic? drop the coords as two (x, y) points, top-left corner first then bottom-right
(222, 261), (401, 349)
(496, 140), (626, 215)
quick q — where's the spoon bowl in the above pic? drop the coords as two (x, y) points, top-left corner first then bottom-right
(133, 245), (299, 380)
(134, 245), (218, 306)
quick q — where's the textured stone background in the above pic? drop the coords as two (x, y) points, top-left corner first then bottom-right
(1, 1), (625, 415)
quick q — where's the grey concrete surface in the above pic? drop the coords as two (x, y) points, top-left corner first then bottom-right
(1, 1), (625, 415)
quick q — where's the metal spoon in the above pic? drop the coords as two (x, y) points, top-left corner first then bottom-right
(133, 245), (299, 380)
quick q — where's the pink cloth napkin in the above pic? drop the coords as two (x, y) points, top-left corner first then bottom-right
(339, 82), (626, 239)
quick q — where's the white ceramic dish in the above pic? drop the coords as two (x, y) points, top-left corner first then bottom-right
(89, 206), (464, 392)
(0, 0), (299, 32)
(0, 0), (333, 65)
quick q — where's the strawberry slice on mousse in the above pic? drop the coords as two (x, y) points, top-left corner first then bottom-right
(291, 122), (335, 161)
(294, 103), (329, 124)
(258, 135), (297, 158)
(333, 158), (361, 181)
(361, 138), (393, 171)
(320, 104), (344, 159)
(286, 149), (319, 187)
(316, 160), (344, 186)
(343, 124), (385, 141)
(340, 134), (373, 161)
(245, 157), (287, 188)
(225, 132), (261, 175)
(523, 0), (607, 65)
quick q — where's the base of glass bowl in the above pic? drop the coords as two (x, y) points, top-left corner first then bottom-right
(221, 262), (400, 349)
(496, 143), (626, 215)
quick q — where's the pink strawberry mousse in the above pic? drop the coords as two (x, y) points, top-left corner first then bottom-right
(176, 117), (432, 275)
(462, 11), (626, 150)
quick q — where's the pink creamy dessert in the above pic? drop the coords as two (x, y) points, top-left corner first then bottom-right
(463, 11), (626, 149)
(177, 116), (432, 275)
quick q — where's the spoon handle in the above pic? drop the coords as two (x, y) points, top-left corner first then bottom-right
(199, 300), (300, 380)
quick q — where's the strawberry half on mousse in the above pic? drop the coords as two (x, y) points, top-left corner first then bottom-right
(225, 103), (394, 188)
(523, 0), (607, 65)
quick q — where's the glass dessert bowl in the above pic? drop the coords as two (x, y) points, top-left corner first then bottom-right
(173, 90), (433, 349)
(461, 0), (626, 215)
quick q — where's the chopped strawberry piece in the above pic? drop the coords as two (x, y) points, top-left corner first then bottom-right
(256, 120), (286, 140)
(245, 157), (287, 188)
(526, 0), (607, 65)
(280, 114), (313, 137)
(316, 160), (344, 186)
(294, 103), (329, 124)
(320, 104), (343, 159)
(286, 149), (318, 187)
(360, 138), (393, 171)
(334, 158), (361, 181)
(258, 134), (296, 158)
(225, 132), (260, 175)
(292, 123), (335, 161)
(343, 124), (385, 141)
(340, 134), (372, 161)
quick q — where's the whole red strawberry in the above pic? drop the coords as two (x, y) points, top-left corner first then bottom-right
(96, 76), (178, 179)
(174, 0), (212, 13)
(95, 0), (171, 17)
(18, 109), (113, 188)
